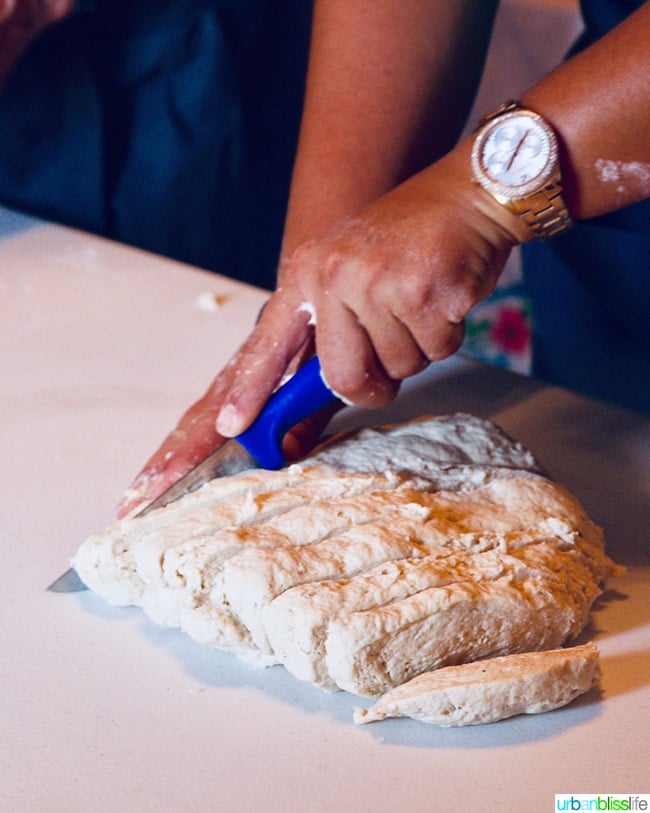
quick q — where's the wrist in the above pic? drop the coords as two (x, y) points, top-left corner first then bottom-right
(469, 100), (573, 243)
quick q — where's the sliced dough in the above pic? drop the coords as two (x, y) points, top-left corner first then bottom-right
(262, 477), (612, 692)
(353, 643), (600, 726)
(73, 413), (543, 605)
(72, 414), (616, 721)
(325, 541), (602, 696)
(139, 477), (413, 633)
(73, 468), (398, 604)
(72, 464), (323, 604)
(220, 498), (435, 653)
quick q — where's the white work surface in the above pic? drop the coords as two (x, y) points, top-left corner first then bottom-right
(2, 209), (649, 813)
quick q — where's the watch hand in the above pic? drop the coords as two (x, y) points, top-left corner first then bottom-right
(506, 130), (530, 172)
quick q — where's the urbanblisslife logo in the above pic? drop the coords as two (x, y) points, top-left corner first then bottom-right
(555, 796), (649, 811)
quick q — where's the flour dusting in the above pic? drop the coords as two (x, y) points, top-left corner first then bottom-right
(595, 158), (650, 196)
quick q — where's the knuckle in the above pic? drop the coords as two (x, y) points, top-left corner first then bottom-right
(423, 323), (466, 361)
(324, 365), (395, 408)
(382, 350), (428, 381)
(397, 274), (435, 314)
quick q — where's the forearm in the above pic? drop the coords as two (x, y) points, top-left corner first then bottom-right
(281, 0), (498, 258)
(521, 1), (650, 221)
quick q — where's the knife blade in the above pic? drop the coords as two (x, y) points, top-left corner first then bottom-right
(47, 355), (337, 592)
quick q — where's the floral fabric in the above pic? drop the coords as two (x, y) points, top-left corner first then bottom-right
(462, 249), (532, 374)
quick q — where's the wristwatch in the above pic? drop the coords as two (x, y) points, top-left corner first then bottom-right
(471, 101), (572, 239)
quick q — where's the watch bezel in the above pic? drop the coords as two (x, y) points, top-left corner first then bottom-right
(471, 109), (560, 202)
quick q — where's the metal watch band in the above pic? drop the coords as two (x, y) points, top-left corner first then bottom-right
(508, 177), (573, 239)
(474, 100), (572, 240)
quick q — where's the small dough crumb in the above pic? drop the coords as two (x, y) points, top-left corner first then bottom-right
(197, 291), (230, 311)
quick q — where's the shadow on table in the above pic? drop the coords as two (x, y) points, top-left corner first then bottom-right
(75, 595), (604, 752)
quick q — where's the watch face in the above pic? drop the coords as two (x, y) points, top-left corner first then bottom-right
(472, 111), (558, 199)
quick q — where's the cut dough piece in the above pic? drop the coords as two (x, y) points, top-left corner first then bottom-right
(73, 413), (543, 604)
(138, 471), (403, 592)
(139, 479), (413, 634)
(353, 643), (600, 726)
(220, 495), (437, 653)
(72, 464), (328, 603)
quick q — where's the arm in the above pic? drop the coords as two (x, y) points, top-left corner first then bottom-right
(281, 0), (499, 258)
(520, 2), (650, 219)
(217, 2), (650, 421)
(118, 1), (650, 516)
(0, 0), (73, 88)
(231, 1), (650, 414)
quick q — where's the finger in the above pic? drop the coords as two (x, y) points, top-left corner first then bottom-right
(4, 0), (70, 33)
(402, 307), (467, 362)
(118, 288), (310, 515)
(43, 0), (75, 24)
(0, 0), (16, 24)
(216, 290), (313, 437)
(386, 268), (471, 363)
(116, 364), (238, 517)
(314, 288), (400, 408)
(116, 402), (227, 518)
(281, 400), (344, 462)
(352, 299), (429, 381)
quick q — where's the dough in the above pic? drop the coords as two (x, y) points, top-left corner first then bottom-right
(72, 414), (617, 721)
(353, 643), (600, 726)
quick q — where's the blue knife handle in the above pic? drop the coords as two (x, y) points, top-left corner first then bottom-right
(236, 355), (337, 470)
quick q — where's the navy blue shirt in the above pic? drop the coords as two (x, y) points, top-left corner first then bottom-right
(0, 0), (312, 290)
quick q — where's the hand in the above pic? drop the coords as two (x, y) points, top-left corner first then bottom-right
(216, 139), (526, 436)
(118, 139), (525, 518)
(115, 331), (340, 518)
(0, 0), (73, 84)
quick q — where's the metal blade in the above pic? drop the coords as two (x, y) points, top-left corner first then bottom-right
(46, 567), (87, 593)
(139, 439), (257, 516)
(46, 439), (258, 593)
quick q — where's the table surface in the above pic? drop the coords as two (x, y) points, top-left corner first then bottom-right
(2, 208), (649, 812)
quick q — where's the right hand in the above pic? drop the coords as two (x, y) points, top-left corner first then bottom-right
(116, 138), (525, 519)
(0, 0), (74, 83)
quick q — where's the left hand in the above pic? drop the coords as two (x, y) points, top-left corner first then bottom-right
(115, 330), (337, 518)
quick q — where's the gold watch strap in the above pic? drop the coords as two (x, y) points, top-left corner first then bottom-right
(508, 177), (573, 239)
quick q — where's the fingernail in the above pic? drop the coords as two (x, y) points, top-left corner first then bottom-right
(216, 403), (242, 437)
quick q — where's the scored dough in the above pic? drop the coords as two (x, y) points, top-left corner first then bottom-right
(73, 414), (617, 722)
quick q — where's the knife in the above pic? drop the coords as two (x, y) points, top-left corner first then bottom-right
(47, 355), (337, 592)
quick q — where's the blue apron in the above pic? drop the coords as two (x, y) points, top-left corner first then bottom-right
(0, 0), (312, 290)
(522, 0), (650, 412)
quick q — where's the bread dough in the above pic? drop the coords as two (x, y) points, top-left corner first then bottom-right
(72, 414), (617, 721)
